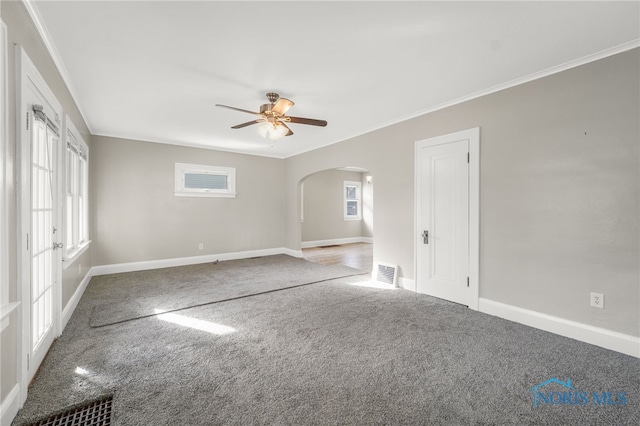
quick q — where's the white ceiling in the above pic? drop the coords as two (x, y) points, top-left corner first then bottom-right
(30, 1), (639, 159)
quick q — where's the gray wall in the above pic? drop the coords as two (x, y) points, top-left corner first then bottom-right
(1, 0), (93, 406)
(301, 170), (372, 242)
(285, 49), (639, 337)
(91, 136), (286, 266)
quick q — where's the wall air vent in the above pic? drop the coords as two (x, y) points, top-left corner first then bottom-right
(374, 262), (398, 287)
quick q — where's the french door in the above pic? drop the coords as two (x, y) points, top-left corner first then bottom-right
(18, 46), (63, 384)
(28, 109), (60, 378)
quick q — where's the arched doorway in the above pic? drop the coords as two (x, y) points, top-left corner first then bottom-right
(298, 167), (373, 272)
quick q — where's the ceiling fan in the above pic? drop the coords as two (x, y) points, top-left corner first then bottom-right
(215, 93), (327, 140)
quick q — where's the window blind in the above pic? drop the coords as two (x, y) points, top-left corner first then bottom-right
(184, 173), (228, 190)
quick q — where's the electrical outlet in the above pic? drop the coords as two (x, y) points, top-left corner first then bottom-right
(590, 292), (604, 309)
(198, 243), (204, 250)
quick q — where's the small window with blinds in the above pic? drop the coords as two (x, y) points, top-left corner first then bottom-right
(175, 163), (236, 198)
(344, 180), (362, 220)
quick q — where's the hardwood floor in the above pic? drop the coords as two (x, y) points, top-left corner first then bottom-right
(302, 242), (373, 272)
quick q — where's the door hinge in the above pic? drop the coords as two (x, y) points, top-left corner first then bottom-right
(467, 152), (470, 163)
(467, 277), (470, 287)
(26, 233), (29, 251)
(27, 353), (30, 369)
(26, 112), (30, 130)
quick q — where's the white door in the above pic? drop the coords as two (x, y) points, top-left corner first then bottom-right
(18, 47), (63, 384)
(28, 108), (60, 380)
(416, 135), (470, 305)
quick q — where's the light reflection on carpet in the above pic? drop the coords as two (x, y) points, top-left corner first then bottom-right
(154, 309), (236, 335)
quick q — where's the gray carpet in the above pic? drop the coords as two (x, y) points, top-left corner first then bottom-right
(88, 255), (365, 327)
(13, 256), (640, 425)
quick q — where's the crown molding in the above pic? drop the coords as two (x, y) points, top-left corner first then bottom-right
(289, 39), (640, 159)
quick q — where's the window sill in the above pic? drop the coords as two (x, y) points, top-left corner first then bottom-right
(343, 217), (362, 221)
(62, 240), (91, 269)
(1, 302), (20, 333)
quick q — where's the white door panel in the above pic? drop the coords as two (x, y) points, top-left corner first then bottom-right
(29, 116), (57, 371)
(417, 138), (469, 305)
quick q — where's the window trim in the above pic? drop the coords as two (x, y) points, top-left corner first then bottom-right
(0, 20), (10, 316)
(343, 180), (362, 221)
(174, 162), (237, 198)
(300, 182), (304, 223)
(0, 21), (20, 333)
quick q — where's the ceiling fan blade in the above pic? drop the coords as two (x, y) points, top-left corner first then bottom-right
(215, 104), (261, 115)
(231, 120), (263, 129)
(287, 116), (328, 127)
(280, 122), (294, 137)
(272, 98), (294, 115)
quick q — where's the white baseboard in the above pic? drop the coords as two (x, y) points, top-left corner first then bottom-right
(479, 298), (640, 358)
(61, 270), (93, 331)
(92, 247), (304, 276)
(399, 277), (416, 291)
(282, 248), (304, 258)
(0, 383), (21, 426)
(301, 237), (373, 249)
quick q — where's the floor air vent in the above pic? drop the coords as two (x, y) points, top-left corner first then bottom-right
(374, 262), (398, 287)
(27, 395), (113, 426)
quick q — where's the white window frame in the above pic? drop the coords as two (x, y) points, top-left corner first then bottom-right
(62, 116), (90, 267)
(344, 180), (362, 220)
(174, 162), (236, 198)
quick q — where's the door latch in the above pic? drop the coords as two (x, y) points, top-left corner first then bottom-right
(421, 230), (429, 244)
(53, 242), (64, 250)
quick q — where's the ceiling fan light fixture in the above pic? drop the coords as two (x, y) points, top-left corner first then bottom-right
(258, 121), (288, 141)
(270, 123), (289, 140)
(257, 123), (269, 138)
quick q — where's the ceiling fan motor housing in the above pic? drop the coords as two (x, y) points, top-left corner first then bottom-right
(266, 92), (280, 104)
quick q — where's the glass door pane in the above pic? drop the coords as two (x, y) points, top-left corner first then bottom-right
(31, 119), (55, 350)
